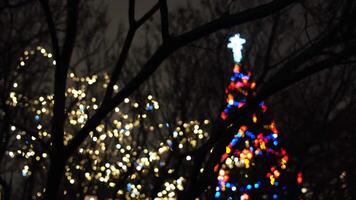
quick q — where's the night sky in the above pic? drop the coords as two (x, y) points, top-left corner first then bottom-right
(108, 0), (191, 34)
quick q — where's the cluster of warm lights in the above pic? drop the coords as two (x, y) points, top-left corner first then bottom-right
(156, 177), (185, 199)
(4, 46), (211, 199)
(214, 34), (303, 199)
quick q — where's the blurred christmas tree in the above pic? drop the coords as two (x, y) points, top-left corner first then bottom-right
(214, 34), (303, 200)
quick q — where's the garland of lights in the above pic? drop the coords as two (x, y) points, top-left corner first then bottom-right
(214, 34), (303, 200)
(5, 46), (211, 199)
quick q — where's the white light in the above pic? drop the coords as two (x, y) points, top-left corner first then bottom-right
(227, 33), (246, 63)
(301, 187), (308, 193)
(186, 155), (192, 161)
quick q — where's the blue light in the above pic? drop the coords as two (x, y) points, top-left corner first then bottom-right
(146, 105), (153, 111)
(34, 115), (40, 121)
(237, 133), (243, 138)
(167, 140), (172, 147)
(242, 75), (250, 80)
(273, 141), (278, 146)
(273, 194), (278, 199)
(215, 191), (221, 198)
(127, 183), (132, 191)
(231, 138), (239, 146)
(254, 183), (260, 188)
(245, 131), (255, 139)
(246, 184), (252, 190)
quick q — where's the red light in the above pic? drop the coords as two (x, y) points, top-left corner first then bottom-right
(240, 193), (250, 200)
(221, 153), (228, 162)
(221, 112), (227, 120)
(297, 172), (303, 184)
(214, 164), (219, 172)
(238, 102), (245, 108)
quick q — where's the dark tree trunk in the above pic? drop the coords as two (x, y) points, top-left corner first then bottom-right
(44, 156), (65, 200)
(0, 177), (10, 200)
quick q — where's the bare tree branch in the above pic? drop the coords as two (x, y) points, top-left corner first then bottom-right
(173, 0), (298, 49)
(159, 0), (169, 42)
(258, 41), (356, 101)
(102, 2), (160, 103)
(66, 0), (298, 159)
(43, 1), (80, 199)
(38, 0), (60, 58)
(128, 0), (136, 27)
(61, 0), (80, 65)
(51, 0), (79, 152)
(256, 13), (280, 85)
(136, 3), (160, 26)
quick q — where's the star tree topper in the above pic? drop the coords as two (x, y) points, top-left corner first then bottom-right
(227, 34), (246, 63)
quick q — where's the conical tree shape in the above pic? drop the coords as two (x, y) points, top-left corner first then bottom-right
(214, 35), (302, 200)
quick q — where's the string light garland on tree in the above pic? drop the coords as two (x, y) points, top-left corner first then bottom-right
(214, 34), (303, 199)
(4, 46), (212, 199)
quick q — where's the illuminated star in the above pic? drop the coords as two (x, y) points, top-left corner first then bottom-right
(227, 34), (246, 63)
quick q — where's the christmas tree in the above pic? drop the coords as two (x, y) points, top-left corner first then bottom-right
(214, 34), (303, 199)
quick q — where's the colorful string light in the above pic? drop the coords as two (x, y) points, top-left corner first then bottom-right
(214, 34), (302, 199)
